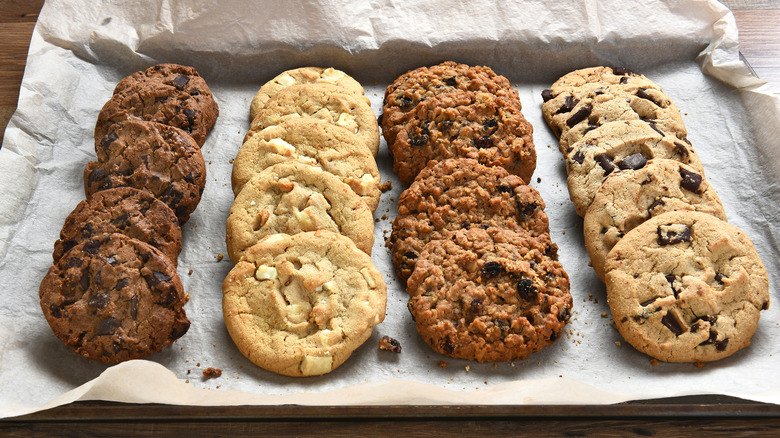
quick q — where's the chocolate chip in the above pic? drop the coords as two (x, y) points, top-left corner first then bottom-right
(571, 150), (586, 165)
(648, 198), (665, 213)
(679, 167), (703, 193)
(171, 74), (190, 90)
(657, 224), (692, 245)
(699, 329), (718, 346)
(583, 123), (599, 135)
(482, 261), (503, 278)
(189, 88), (200, 96)
(635, 88), (664, 108)
(556, 96), (579, 114)
(665, 274), (680, 298)
(541, 89), (553, 102)
(516, 278), (537, 301)
(716, 338), (729, 351)
(661, 312), (684, 336)
(594, 154), (616, 175)
(612, 67), (635, 76)
(640, 297), (657, 307)
(690, 322), (700, 333)
(566, 104), (592, 127)
(183, 108), (196, 126)
(403, 251), (418, 260)
(130, 295), (138, 320)
(617, 153), (647, 171)
(88, 292), (110, 309)
(673, 141), (691, 159)
(97, 317), (121, 335)
(715, 273), (725, 284)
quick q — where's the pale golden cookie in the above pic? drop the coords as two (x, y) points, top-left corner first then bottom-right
(222, 231), (387, 377)
(234, 118), (381, 211)
(226, 162), (374, 263)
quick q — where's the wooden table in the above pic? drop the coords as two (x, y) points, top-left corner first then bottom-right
(1, 1), (779, 436)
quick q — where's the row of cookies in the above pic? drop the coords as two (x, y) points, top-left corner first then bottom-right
(39, 64), (219, 364)
(542, 66), (769, 362)
(383, 62), (572, 363)
(222, 67), (387, 377)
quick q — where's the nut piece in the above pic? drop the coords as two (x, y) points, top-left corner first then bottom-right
(379, 335), (401, 353)
(300, 355), (333, 376)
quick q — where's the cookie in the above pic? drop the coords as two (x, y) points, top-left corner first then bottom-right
(249, 67), (364, 122)
(226, 161), (374, 263)
(113, 63), (219, 140)
(543, 66), (661, 96)
(250, 83), (380, 156)
(565, 120), (704, 217)
(604, 211), (769, 363)
(84, 119), (207, 224)
(381, 61), (519, 146)
(406, 227), (572, 362)
(543, 82), (686, 153)
(389, 159), (551, 282)
(95, 70), (218, 148)
(222, 231), (387, 377)
(234, 118), (381, 211)
(583, 159), (727, 281)
(39, 233), (190, 364)
(53, 187), (182, 266)
(390, 91), (536, 185)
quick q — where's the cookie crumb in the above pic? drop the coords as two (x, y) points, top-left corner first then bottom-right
(537, 177), (541, 183)
(600, 312), (608, 318)
(615, 341), (621, 346)
(438, 360), (448, 368)
(694, 361), (705, 368)
(188, 269), (194, 275)
(650, 359), (659, 366)
(229, 159), (234, 164)
(379, 335), (402, 353)
(464, 365), (470, 372)
(203, 367), (223, 379)
(216, 253), (224, 261)
(380, 181), (393, 193)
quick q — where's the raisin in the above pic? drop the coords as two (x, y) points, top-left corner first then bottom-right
(482, 261), (503, 278)
(516, 278), (537, 301)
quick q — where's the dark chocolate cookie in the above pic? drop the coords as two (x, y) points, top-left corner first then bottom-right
(390, 91), (536, 185)
(389, 158), (551, 282)
(95, 67), (218, 147)
(39, 233), (190, 364)
(406, 227), (572, 362)
(381, 61), (519, 146)
(84, 119), (206, 224)
(53, 187), (182, 265)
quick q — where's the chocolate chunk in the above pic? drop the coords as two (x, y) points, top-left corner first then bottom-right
(690, 322), (700, 333)
(716, 338), (729, 351)
(130, 295), (138, 320)
(99, 131), (119, 152)
(594, 154), (616, 175)
(571, 150), (586, 165)
(583, 123), (599, 135)
(647, 121), (666, 136)
(612, 67), (635, 76)
(482, 261), (503, 278)
(116, 278), (129, 290)
(679, 167), (703, 193)
(87, 168), (108, 187)
(556, 96), (578, 114)
(97, 317), (121, 335)
(648, 198), (665, 213)
(183, 108), (196, 126)
(516, 278), (537, 301)
(566, 104), (592, 127)
(665, 274), (680, 298)
(661, 312), (684, 336)
(673, 141), (691, 159)
(83, 239), (101, 255)
(714, 273), (725, 284)
(657, 224), (692, 246)
(111, 213), (129, 228)
(171, 74), (190, 90)
(617, 153), (647, 171)
(641, 297), (657, 307)
(635, 88), (663, 107)
(541, 89), (553, 102)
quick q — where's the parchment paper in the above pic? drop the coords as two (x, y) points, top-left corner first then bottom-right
(1, 0), (779, 418)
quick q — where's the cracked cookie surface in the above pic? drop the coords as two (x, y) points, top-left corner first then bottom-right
(222, 231), (386, 377)
(604, 211), (769, 363)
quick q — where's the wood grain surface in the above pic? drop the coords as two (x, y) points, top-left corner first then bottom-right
(1, 0), (779, 436)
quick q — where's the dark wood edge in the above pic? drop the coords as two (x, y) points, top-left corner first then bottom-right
(6, 395), (780, 422)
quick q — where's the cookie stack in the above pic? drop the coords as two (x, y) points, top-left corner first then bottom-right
(384, 62), (572, 363)
(222, 67), (387, 377)
(39, 64), (219, 364)
(542, 66), (769, 362)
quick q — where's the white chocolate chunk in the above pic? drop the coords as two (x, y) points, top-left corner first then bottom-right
(275, 73), (296, 87)
(360, 267), (376, 288)
(319, 68), (346, 84)
(300, 355), (333, 376)
(255, 265), (278, 280)
(267, 138), (297, 156)
(335, 112), (357, 131)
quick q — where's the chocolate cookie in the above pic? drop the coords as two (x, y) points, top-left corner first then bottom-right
(226, 161), (374, 263)
(406, 227), (572, 362)
(222, 231), (386, 377)
(565, 120), (704, 217)
(39, 233), (190, 364)
(390, 159), (551, 282)
(250, 83), (380, 156)
(95, 67), (218, 148)
(583, 159), (726, 281)
(53, 187), (182, 265)
(604, 211), (769, 363)
(390, 91), (536, 185)
(249, 67), (364, 122)
(234, 118), (381, 211)
(84, 119), (207, 224)
(381, 61), (519, 146)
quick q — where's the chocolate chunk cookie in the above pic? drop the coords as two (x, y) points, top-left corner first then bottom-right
(249, 67), (364, 122)
(234, 118), (381, 211)
(407, 227), (572, 362)
(583, 159), (726, 281)
(53, 187), (182, 265)
(381, 61), (520, 146)
(39, 233), (190, 364)
(95, 66), (218, 148)
(565, 120), (704, 217)
(390, 159), (551, 282)
(250, 83), (380, 156)
(390, 91), (536, 185)
(84, 119), (207, 224)
(222, 231), (386, 377)
(226, 161), (374, 263)
(543, 66), (661, 97)
(604, 211), (769, 363)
